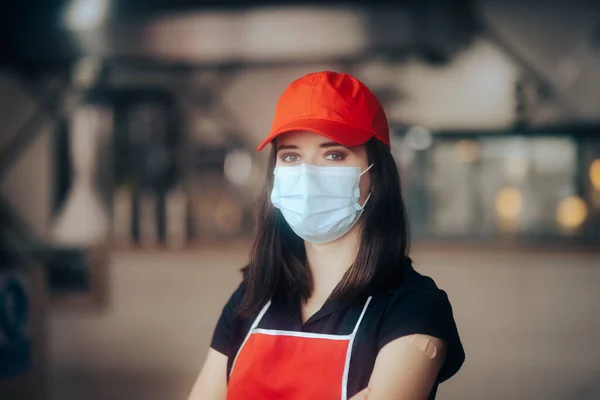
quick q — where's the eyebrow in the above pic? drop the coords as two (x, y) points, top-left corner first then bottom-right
(276, 144), (298, 152)
(276, 142), (348, 152)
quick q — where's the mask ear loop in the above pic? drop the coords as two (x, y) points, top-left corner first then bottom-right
(358, 192), (372, 209)
(360, 163), (374, 176)
(358, 163), (374, 209)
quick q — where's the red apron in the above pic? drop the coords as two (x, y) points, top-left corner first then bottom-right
(227, 296), (372, 400)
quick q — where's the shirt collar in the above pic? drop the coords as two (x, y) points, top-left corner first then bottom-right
(273, 256), (413, 325)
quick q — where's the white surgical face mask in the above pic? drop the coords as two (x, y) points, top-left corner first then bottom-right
(271, 163), (373, 244)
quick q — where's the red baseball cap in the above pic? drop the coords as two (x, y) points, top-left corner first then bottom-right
(257, 71), (390, 151)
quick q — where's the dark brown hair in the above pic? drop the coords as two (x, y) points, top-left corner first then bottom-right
(237, 138), (410, 317)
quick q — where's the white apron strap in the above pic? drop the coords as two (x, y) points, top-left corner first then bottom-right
(352, 296), (373, 335)
(342, 296), (373, 400)
(229, 299), (272, 378)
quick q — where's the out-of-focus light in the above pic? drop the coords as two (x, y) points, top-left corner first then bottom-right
(405, 126), (432, 151)
(495, 186), (522, 221)
(590, 159), (600, 192)
(65, 0), (109, 31)
(224, 149), (253, 185)
(455, 140), (479, 163)
(556, 196), (588, 230)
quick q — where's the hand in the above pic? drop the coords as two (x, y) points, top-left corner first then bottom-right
(349, 387), (371, 400)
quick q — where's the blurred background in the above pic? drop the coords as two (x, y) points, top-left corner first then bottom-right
(1, 0), (600, 399)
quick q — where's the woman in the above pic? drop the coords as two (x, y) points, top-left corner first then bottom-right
(190, 71), (465, 400)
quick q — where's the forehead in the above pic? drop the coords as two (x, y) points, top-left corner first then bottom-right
(276, 130), (337, 146)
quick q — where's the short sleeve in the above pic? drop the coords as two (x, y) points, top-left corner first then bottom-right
(378, 288), (465, 383)
(210, 282), (244, 357)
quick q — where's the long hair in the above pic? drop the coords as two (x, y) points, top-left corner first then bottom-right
(237, 138), (410, 317)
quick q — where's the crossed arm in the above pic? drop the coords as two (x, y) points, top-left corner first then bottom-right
(189, 334), (446, 400)
(349, 334), (446, 400)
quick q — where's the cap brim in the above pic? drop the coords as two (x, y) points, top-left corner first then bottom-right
(257, 118), (375, 151)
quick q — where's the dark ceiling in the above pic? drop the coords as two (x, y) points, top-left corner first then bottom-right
(7, 0), (423, 31)
(4, 0), (480, 71)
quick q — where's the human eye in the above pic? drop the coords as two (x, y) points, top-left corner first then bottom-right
(324, 151), (348, 162)
(280, 153), (301, 163)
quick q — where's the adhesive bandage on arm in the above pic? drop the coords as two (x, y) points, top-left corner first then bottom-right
(409, 334), (439, 360)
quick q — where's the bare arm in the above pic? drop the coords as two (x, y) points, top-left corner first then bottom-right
(361, 334), (447, 400)
(188, 348), (228, 400)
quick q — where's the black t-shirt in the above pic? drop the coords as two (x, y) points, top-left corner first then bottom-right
(211, 261), (465, 399)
